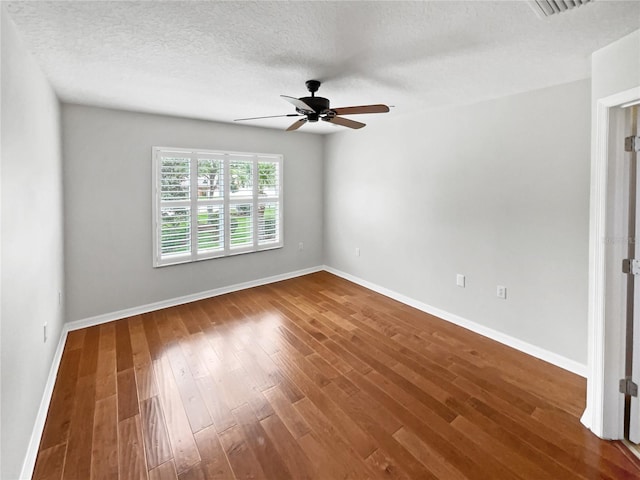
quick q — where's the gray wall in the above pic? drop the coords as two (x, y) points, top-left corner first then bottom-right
(1, 9), (64, 480)
(324, 79), (591, 364)
(62, 105), (324, 322)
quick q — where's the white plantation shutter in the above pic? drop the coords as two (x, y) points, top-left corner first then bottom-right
(197, 204), (224, 254)
(258, 202), (280, 245)
(153, 147), (282, 267)
(196, 154), (225, 256)
(228, 155), (255, 253)
(258, 158), (281, 245)
(157, 153), (191, 260)
(160, 206), (191, 256)
(230, 203), (253, 249)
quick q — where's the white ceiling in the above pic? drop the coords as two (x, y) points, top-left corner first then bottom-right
(5, 0), (640, 134)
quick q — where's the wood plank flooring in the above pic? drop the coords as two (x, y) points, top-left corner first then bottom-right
(33, 271), (640, 479)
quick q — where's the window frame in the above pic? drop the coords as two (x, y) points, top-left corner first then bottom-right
(152, 146), (283, 267)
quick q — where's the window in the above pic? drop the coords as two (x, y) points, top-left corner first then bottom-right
(153, 147), (282, 267)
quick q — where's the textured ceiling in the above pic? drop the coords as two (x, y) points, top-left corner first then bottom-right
(5, 0), (640, 134)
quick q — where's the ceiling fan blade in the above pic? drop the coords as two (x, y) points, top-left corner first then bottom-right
(286, 118), (308, 131)
(331, 104), (390, 115)
(323, 116), (366, 129)
(281, 95), (316, 114)
(235, 113), (302, 121)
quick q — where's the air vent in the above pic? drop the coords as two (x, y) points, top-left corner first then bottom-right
(529, 0), (592, 17)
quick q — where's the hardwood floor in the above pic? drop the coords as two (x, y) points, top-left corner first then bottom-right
(33, 272), (640, 479)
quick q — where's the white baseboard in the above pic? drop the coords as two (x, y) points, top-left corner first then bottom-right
(19, 328), (69, 480)
(65, 265), (323, 332)
(323, 265), (588, 377)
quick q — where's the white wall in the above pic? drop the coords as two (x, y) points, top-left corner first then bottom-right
(325, 79), (591, 365)
(592, 29), (640, 102)
(62, 105), (324, 322)
(1, 9), (64, 480)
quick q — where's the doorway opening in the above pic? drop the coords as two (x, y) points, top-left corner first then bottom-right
(584, 86), (640, 442)
(623, 104), (640, 450)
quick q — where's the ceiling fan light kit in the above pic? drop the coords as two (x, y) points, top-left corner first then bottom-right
(235, 80), (390, 132)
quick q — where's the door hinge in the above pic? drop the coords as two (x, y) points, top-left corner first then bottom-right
(622, 259), (640, 275)
(626, 136), (640, 153)
(620, 377), (639, 397)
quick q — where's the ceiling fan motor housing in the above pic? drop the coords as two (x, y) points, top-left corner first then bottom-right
(297, 96), (330, 121)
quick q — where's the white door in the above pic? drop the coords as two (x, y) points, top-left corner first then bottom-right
(630, 105), (640, 443)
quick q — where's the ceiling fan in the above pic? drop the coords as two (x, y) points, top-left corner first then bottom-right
(234, 80), (390, 131)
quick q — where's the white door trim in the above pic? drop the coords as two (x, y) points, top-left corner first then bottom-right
(583, 85), (640, 438)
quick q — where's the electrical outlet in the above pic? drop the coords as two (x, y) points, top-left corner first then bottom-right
(298, 242), (304, 251)
(43, 323), (48, 343)
(456, 274), (465, 288)
(497, 285), (507, 299)
(355, 247), (360, 257)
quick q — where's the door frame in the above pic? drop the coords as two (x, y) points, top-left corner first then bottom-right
(583, 85), (640, 439)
